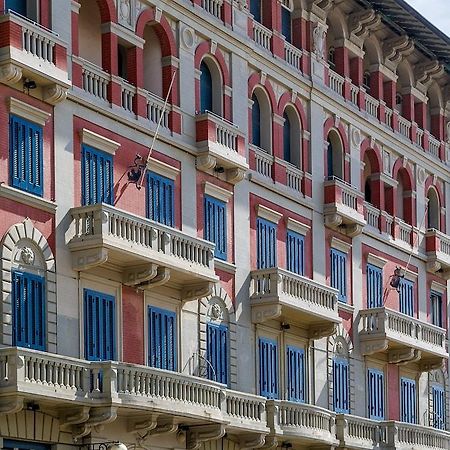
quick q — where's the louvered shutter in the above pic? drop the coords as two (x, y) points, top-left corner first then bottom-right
(148, 306), (176, 371)
(207, 323), (228, 385)
(286, 346), (305, 402)
(368, 369), (384, 419)
(204, 196), (227, 260)
(333, 358), (349, 413)
(432, 386), (446, 430)
(257, 218), (277, 269)
(259, 338), (278, 399)
(399, 279), (414, 317)
(286, 230), (304, 275)
(401, 377), (417, 424)
(84, 289), (116, 361)
(331, 248), (347, 303)
(367, 264), (383, 308)
(147, 172), (175, 227)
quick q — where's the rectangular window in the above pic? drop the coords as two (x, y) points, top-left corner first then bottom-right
(331, 248), (347, 303)
(286, 230), (304, 275)
(286, 346), (305, 402)
(10, 114), (43, 196)
(250, 0), (261, 22)
(257, 218), (277, 269)
(400, 377), (417, 424)
(204, 195), (227, 260)
(81, 145), (114, 205)
(333, 358), (349, 413)
(432, 386), (446, 430)
(4, 440), (50, 450)
(84, 289), (115, 361)
(259, 337), (278, 399)
(148, 306), (176, 371)
(367, 368), (384, 420)
(430, 291), (443, 327)
(367, 264), (383, 308)
(207, 323), (228, 385)
(399, 279), (414, 317)
(281, 6), (291, 43)
(147, 171), (174, 227)
(12, 271), (45, 351)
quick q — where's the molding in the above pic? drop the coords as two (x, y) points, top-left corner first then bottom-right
(103, 22), (145, 48)
(338, 302), (355, 315)
(9, 97), (50, 126)
(79, 128), (121, 155)
(367, 253), (388, 268)
(256, 204), (283, 224)
(204, 182), (233, 203)
(403, 269), (418, 282)
(0, 183), (56, 214)
(431, 280), (446, 294)
(286, 217), (310, 236)
(148, 158), (180, 180)
(214, 258), (236, 274)
(330, 236), (351, 254)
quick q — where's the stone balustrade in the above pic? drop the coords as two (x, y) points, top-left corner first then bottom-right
(425, 228), (450, 278)
(252, 21), (272, 51)
(328, 70), (345, 97)
(251, 144), (274, 179)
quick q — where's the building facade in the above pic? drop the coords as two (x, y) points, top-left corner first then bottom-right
(0, 0), (448, 449)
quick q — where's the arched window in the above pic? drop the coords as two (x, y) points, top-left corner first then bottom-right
(363, 153), (373, 203)
(251, 88), (271, 152)
(283, 112), (291, 163)
(252, 93), (261, 147)
(327, 131), (343, 179)
(281, 0), (292, 43)
(143, 25), (163, 97)
(78, 0), (103, 68)
(200, 61), (213, 114)
(427, 188), (440, 230)
(283, 106), (301, 168)
(396, 174), (405, 220)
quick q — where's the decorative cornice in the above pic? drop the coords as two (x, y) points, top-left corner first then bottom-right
(204, 182), (233, 203)
(383, 35), (414, 70)
(148, 157), (180, 180)
(0, 183), (56, 214)
(256, 204), (283, 224)
(9, 97), (50, 126)
(286, 217), (310, 236)
(349, 9), (381, 47)
(79, 128), (121, 155)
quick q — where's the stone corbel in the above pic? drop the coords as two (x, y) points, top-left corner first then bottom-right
(419, 358), (444, 372)
(60, 406), (90, 429)
(415, 61), (444, 89)
(261, 436), (278, 449)
(0, 396), (23, 415)
(361, 339), (389, 356)
(383, 36), (414, 71)
(349, 10), (381, 47)
(388, 348), (421, 365)
(43, 84), (68, 105)
(309, 322), (338, 339)
(123, 264), (158, 286)
(0, 63), (23, 85)
(146, 417), (178, 437)
(72, 248), (108, 271)
(345, 223), (364, 237)
(72, 406), (118, 440)
(182, 282), (214, 303)
(226, 167), (246, 184)
(197, 155), (217, 171)
(251, 304), (282, 324)
(186, 424), (226, 450)
(143, 266), (171, 288)
(127, 415), (159, 434)
(324, 213), (343, 229)
(238, 433), (267, 450)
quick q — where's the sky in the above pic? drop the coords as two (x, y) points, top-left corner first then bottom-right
(406, 0), (450, 36)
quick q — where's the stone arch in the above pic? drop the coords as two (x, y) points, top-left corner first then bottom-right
(392, 158), (414, 191)
(281, 102), (302, 168)
(96, 0), (117, 23)
(360, 138), (382, 173)
(426, 185), (441, 231)
(195, 42), (230, 87)
(249, 83), (274, 153)
(1, 219), (56, 352)
(248, 72), (277, 113)
(324, 116), (349, 154)
(277, 92), (308, 129)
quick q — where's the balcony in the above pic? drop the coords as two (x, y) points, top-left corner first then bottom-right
(336, 415), (450, 450)
(0, 11), (70, 103)
(359, 307), (447, 369)
(0, 347), (268, 441)
(425, 229), (450, 279)
(195, 112), (248, 184)
(68, 204), (217, 301)
(323, 177), (366, 237)
(252, 21), (272, 52)
(250, 268), (340, 338)
(267, 401), (337, 446)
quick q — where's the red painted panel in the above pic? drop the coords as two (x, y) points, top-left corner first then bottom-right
(122, 286), (144, 365)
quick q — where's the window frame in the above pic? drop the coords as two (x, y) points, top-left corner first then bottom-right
(430, 290), (443, 328)
(257, 217), (277, 269)
(204, 194), (227, 261)
(331, 247), (347, 303)
(206, 322), (228, 385)
(146, 171), (175, 227)
(400, 376), (417, 424)
(367, 367), (385, 420)
(286, 345), (306, 403)
(258, 337), (278, 399)
(333, 357), (350, 413)
(366, 263), (383, 309)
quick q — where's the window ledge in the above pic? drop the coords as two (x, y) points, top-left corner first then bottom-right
(214, 258), (237, 274)
(0, 183), (57, 214)
(338, 302), (355, 315)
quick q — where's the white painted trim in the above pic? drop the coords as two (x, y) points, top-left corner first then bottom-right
(0, 183), (56, 214)
(147, 158), (180, 180)
(403, 269), (418, 282)
(214, 259), (236, 274)
(9, 97), (50, 126)
(367, 253), (388, 268)
(79, 128), (121, 155)
(256, 204), (283, 224)
(330, 236), (351, 253)
(431, 281), (446, 294)
(204, 182), (233, 203)
(286, 217), (310, 236)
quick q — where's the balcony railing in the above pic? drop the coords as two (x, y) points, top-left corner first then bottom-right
(77, 57), (110, 102)
(144, 90), (170, 129)
(251, 144), (274, 180)
(350, 84), (359, 105)
(284, 42), (302, 71)
(415, 128), (424, 147)
(429, 135), (441, 159)
(365, 94), (379, 118)
(398, 116), (411, 139)
(253, 21), (272, 51)
(384, 107), (393, 128)
(285, 164), (303, 192)
(395, 217), (413, 246)
(364, 202), (380, 230)
(328, 70), (345, 97)
(118, 78), (136, 113)
(425, 228), (450, 277)
(201, 0), (223, 19)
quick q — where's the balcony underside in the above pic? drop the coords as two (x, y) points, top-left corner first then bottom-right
(323, 204), (366, 237)
(426, 252), (450, 280)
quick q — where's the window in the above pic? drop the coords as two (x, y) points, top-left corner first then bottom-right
(283, 112), (291, 163)
(430, 291), (443, 328)
(207, 323), (228, 385)
(367, 264), (383, 308)
(118, 44), (128, 80)
(10, 114), (43, 196)
(6, 0), (38, 21)
(400, 377), (417, 424)
(200, 61), (213, 114)
(84, 289), (115, 361)
(250, 0), (261, 22)
(286, 346), (305, 402)
(257, 218), (277, 269)
(328, 47), (335, 69)
(12, 271), (45, 351)
(81, 145), (114, 205)
(331, 248), (347, 303)
(363, 71), (371, 92)
(4, 440), (50, 450)
(286, 230), (304, 275)
(148, 306), (176, 371)
(432, 386), (446, 430)
(259, 338), (278, 399)
(147, 171), (174, 227)
(333, 358), (349, 413)
(204, 195), (227, 260)
(281, 5), (292, 43)
(399, 279), (414, 317)
(368, 368), (384, 420)
(252, 93), (261, 147)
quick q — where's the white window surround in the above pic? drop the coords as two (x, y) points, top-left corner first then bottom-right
(367, 253), (387, 268)
(256, 204), (283, 224)
(9, 97), (50, 126)
(431, 281), (446, 295)
(403, 268), (418, 282)
(330, 236), (351, 254)
(0, 183), (57, 214)
(147, 157), (180, 181)
(204, 182), (233, 203)
(79, 128), (121, 156)
(286, 217), (310, 236)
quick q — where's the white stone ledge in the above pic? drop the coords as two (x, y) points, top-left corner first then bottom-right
(0, 183), (57, 214)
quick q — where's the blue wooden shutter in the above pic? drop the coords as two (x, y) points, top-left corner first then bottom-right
(431, 291), (443, 327)
(81, 145), (114, 205)
(84, 289), (116, 361)
(207, 323), (228, 385)
(200, 61), (213, 114)
(252, 93), (261, 147)
(331, 249), (347, 303)
(148, 306), (176, 371)
(286, 230), (304, 275)
(147, 171), (174, 227)
(399, 279), (414, 316)
(283, 112), (291, 162)
(10, 115), (43, 196)
(286, 346), (305, 402)
(368, 369), (384, 419)
(281, 6), (292, 43)
(401, 377), (417, 424)
(432, 386), (446, 430)
(259, 338), (278, 399)
(257, 218), (277, 269)
(204, 195), (227, 260)
(250, 0), (261, 22)
(333, 358), (349, 413)
(367, 264), (383, 308)
(12, 271), (45, 351)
